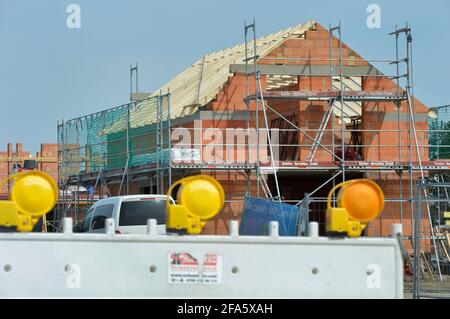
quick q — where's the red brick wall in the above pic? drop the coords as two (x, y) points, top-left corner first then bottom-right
(209, 74), (267, 112)
(38, 143), (58, 180)
(362, 77), (428, 161)
(184, 23), (430, 236)
(0, 143), (58, 199)
(260, 24), (369, 67)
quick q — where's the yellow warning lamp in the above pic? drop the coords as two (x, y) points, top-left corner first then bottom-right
(166, 175), (225, 235)
(326, 179), (384, 237)
(0, 171), (58, 232)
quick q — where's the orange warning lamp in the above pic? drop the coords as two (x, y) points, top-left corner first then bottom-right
(326, 179), (384, 237)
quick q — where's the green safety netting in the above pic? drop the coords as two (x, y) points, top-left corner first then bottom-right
(58, 95), (171, 178)
(429, 106), (450, 160)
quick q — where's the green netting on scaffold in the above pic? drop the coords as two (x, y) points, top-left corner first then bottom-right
(58, 94), (171, 176)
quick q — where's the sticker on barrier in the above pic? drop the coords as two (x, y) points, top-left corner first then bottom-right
(168, 252), (222, 284)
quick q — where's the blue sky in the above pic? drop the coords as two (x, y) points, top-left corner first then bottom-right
(0, 0), (449, 152)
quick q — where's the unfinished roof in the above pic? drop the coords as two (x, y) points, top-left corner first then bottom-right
(155, 20), (315, 115)
(109, 19), (383, 133)
(121, 20), (317, 130)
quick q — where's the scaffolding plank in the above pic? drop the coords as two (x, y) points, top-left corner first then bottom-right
(260, 90), (407, 102)
(230, 64), (384, 77)
(66, 160), (450, 185)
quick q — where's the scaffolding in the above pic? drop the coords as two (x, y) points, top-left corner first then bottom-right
(244, 21), (419, 221)
(242, 21), (450, 294)
(56, 94), (171, 229)
(412, 178), (450, 298)
(56, 20), (450, 266)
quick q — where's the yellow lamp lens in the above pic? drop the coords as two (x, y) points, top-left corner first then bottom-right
(177, 176), (224, 220)
(10, 172), (57, 217)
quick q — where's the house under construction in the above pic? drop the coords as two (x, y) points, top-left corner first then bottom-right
(57, 20), (447, 247)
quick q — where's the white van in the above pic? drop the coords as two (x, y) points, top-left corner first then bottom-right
(79, 195), (174, 234)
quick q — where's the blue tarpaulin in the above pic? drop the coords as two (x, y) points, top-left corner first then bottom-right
(240, 197), (301, 236)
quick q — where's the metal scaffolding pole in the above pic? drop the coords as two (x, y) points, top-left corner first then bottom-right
(167, 91), (172, 187)
(130, 63), (138, 102)
(126, 102), (131, 195)
(257, 78), (281, 201)
(392, 24), (405, 226)
(330, 22), (345, 183)
(329, 23), (337, 204)
(389, 24), (443, 281)
(244, 21), (252, 197)
(156, 94), (161, 194)
(329, 23), (335, 162)
(245, 19), (260, 197)
(413, 180), (421, 299)
(338, 21), (345, 183)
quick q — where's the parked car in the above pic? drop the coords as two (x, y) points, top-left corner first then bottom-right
(77, 195), (174, 234)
